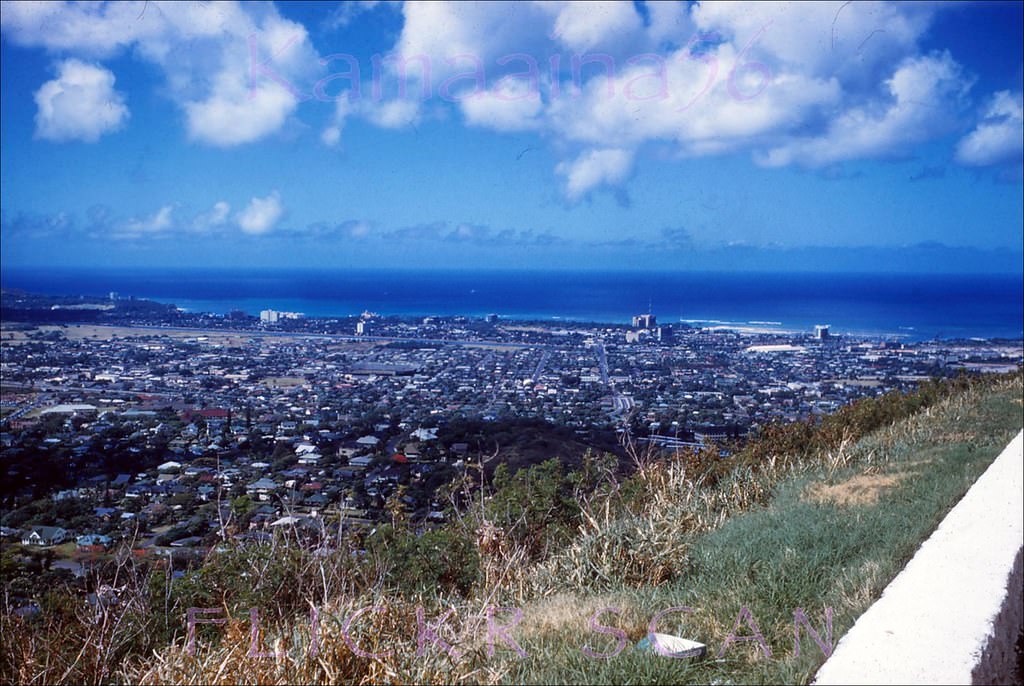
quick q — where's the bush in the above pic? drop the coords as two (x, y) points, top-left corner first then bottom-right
(485, 458), (581, 559)
(366, 524), (480, 597)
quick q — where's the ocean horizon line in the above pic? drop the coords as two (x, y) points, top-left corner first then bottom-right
(3, 267), (1022, 342)
(4, 265), (1024, 278)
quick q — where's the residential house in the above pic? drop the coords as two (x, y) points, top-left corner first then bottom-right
(247, 477), (279, 501)
(76, 533), (112, 549)
(22, 526), (68, 546)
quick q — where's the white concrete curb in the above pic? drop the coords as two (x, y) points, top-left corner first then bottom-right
(814, 430), (1024, 685)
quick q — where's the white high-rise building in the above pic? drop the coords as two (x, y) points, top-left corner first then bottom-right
(261, 309), (303, 324)
(632, 313), (657, 328)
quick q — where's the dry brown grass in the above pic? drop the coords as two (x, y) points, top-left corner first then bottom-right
(517, 593), (645, 640)
(1, 555), (156, 685)
(804, 473), (906, 506)
(124, 592), (580, 686)
(806, 411), (972, 507)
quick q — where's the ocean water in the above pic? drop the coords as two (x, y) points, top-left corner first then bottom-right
(2, 267), (1022, 341)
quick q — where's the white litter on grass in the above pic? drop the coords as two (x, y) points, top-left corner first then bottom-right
(637, 633), (707, 658)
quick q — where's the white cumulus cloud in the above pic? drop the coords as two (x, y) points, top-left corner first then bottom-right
(112, 205), (174, 239)
(956, 91), (1024, 167)
(4, 1), (321, 147)
(209, 201), (231, 225)
(185, 77), (298, 148)
(383, 0), (963, 197)
(759, 52), (972, 168)
(557, 148), (634, 200)
(461, 78), (543, 132)
(236, 192), (284, 235)
(6, 0), (1000, 199)
(320, 98), (352, 148)
(192, 201), (231, 231)
(320, 126), (342, 147)
(548, 1), (646, 53)
(33, 59), (128, 142)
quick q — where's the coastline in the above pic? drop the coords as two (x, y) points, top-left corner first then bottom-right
(3, 267), (1023, 342)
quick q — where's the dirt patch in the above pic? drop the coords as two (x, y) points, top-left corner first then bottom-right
(54, 325), (294, 347)
(805, 472), (906, 507)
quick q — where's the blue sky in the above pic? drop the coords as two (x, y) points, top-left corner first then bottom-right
(1, 1), (1022, 272)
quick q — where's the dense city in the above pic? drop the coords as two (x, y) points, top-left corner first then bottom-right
(1, 289), (1021, 600)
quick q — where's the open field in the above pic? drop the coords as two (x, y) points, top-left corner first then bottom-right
(1, 323), (510, 352)
(1, 324), (326, 347)
(57, 325), (281, 347)
(0, 326), (37, 344)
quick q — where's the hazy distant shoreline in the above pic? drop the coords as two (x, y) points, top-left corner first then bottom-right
(3, 267), (1022, 341)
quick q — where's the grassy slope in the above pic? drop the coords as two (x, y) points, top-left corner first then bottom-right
(496, 380), (1023, 684)
(122, 377), (1022, 685)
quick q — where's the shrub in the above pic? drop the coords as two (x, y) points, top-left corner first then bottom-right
(366, 524), (480, 597)
(485, 458), (581, 559)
